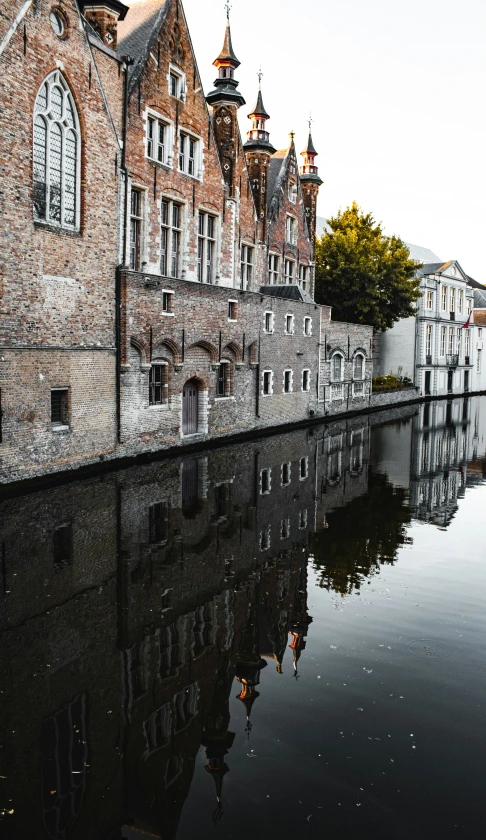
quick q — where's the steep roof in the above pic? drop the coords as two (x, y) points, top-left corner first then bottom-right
(301, 131), (317, 156)
(117, 0), (171, 91)
(404, 242), (442, 264)
(214, 22), (240, 66)
(474, 288), (486, 308)
(249, 88), (270, 119)
(267, 150), (286, 211)
(467, 275), (485, 290)
(260, 285), (315, 305)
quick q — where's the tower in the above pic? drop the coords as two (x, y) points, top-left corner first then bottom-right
(299, 120), (323, 259)
(206, 8), (245, 197)
(243, 72), (276, 239)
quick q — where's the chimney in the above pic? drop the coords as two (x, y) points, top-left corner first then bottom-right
(80, 1), (128, 50)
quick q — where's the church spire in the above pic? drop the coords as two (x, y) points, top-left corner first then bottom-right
(299, 115), (323, 270)
(206, 5), (245, 109)
(243, 69), (276, 239)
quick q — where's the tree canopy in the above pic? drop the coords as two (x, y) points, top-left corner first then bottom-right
(315, 202), (421, 331)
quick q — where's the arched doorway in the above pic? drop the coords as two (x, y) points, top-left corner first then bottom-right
(182, 378), (199, 435)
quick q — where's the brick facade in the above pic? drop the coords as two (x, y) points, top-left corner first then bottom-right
(0, 0), (373, 483)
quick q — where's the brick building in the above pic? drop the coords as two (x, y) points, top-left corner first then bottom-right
(0, 0), (373, 483)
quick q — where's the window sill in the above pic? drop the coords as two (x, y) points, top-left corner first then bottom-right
(228, 318), (237, 323)
(177, 170), (202, 182)
(147, 157), (173, 170)
(51, 424), (70, 433)
(214, 396), (236, 402)
(161, 311), (175, 317)
(34, 220), (80, 237)
(148, 404), (169, 409)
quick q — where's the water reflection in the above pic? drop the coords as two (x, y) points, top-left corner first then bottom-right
(1, 397), (485, 839)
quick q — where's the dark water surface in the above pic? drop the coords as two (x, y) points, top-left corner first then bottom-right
(1, 397), (486, 840)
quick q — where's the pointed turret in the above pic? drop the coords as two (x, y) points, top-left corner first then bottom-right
(207, 11), (245, 196)
(299, 119), (323, 264)
(244, 72), (276, 238)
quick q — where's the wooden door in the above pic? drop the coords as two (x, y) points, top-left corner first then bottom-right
(182, 380), (198, 435)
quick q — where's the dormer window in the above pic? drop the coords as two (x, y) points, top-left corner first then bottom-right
(288, 182), (297, 204)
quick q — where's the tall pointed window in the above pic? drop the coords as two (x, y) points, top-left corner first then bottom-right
(34, 71), (80, 229)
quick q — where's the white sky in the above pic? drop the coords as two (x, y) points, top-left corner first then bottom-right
(181, 0), (486, 279)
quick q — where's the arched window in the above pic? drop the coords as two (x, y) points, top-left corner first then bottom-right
(34, 71), (80, 229)
(331, 352), (343, 381)
(353, 353), (365, 380)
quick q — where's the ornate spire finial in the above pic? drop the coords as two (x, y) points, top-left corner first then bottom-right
(308, 112), (313, 132)
(225, 1), (231, 21)
(289, 130), (295, 141)
(257, 66), (263, 88)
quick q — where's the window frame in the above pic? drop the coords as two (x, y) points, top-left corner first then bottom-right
(302, 368), (311, 392)
(285, 313), (295, 335)
(162, 289), (174, 315)
(160, 197), (183, 278)
(303, 316), (312, 336)
(441, 285), (447, 311)
(241, 244), (254, 290)
(285, 214), (297, 245)
(129, 186), (144, 270)
(264, 311), (274, 334)
(168, 64), (186, 102)
(283, 368), (293, 394)
(178, 128), (201, 179)
(228, 299), (237, 321)
(260, 467), (271, 495)
(299, 264), (308, 290)
(353, 352), (365, 380)
(268, 253), (279, 284)
(149, 363), (169, 406)
(33, 70), (81, 231)
(284, 258), (295, 284)
(215, 360), (233, 398)
(51, 387), (70, 429)
(262, 369), (273, 395)
(197, 210), (217, 283)
(146, 110), (173, 166)
(281, 461), (291, 486)
(299, 456), (309, 480)
(426, 290), (433, 310)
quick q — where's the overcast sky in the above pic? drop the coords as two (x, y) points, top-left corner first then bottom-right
(181, 0), (486, 279)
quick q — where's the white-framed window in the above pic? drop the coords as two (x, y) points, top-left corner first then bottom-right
(299, 264), (308, 290)
(458, 289), (463, 313)
(216, 361), (232, 397)
(228, 300), (237, 321)
(259, 526), (271, 551)
(285, 314), (295, 335)
(449, 287), (455, 313)
(130, 188), (143, 270)
(264, 311), (274, 334)
(147, 113), (171, 164)
(448, 328), (454, 354)
(426, 324), (432, 357)
(280, 518), (290, 539)
(162, 289), (174, 315)
(149, 363), (169, 405)
(477, 349), (482, 373)
(260, 468), (271, 494)
(281, 462), (291, 485)
(467, 297), (472, 316)
(197, 212), (216, 283)
(284, 259), (295, 284)
(286, 215), (297, 245)
(440, 326), (446, 356)
(456, 328), (462, 357)
(288, 182), (297, 204)
(426, 290), (433, 310)
(33, 71), (80, 229)
(302, 369), (311, 391)
(268, 253), (279, 283)
(299, 509), (307, 529)
(262, 369), (273, 395)
(441, 285), (447, 311)
(299, 456), (308, 480)
(241, 244), (254, 290)
(304, 316), (312, 336)
(353, 353), (364, 379)
(465, 328), (470, 358)
(179, 131), (200, 177)
(283, 369), (293, 393)
(169, 64), (186, 101)
(161, 198), (182, 277)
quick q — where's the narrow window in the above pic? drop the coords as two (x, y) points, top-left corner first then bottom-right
(425, 324), (431, 357)
(440, 326), (446, 356)
(284, 369), (293, 393)
(33, 71), (80, 229)
(162, 291), (174, 313)
(259, 526), (270, 551)
(262, 370), (272, 395)
(130, 188), (142, 270)
(216, 362), (231, 397)
(260, 468), (271, 494)
(264, 312), (274, 333)
(353, 354), (364, 379)
(285, 314), (294, 335)
(147, 116), (167, 163)
(332, 353), (343, 381)
(161, 199), (182, 277)
(228, 300), (237, 320)
(441, 285), (447, 311)
(170, 72), (178, 96)
(281, 461), (291, 485)
(465, 329), (470, 358)
(198, 212), (216, 282)
(280, 518), (290, 539)
(448, 328), (454, 354)
(299, 264), (308, 290)
(299, 509), (308, 529)
(241, 245), (254, 290)
(148, 502), (167, 544)
(300, 457), (308, 480)
(304, 317), (312, 335)
(53, 524), (72, 567)
(149, 364), (168, 405)
(268, 253), (279, 283)
(179, 132), (198, 176)
(302, 369), (310, 391)
(478, 349), (482, 373)
(450, 287), (455, 313)
(284, 259), (294, 284)
(51, 389), (69, 427)
(458, 289), (463, 313)
(426, 290), (433, 309)
(286, 215), (296, 244)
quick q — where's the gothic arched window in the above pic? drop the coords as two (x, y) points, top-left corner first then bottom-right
(34, 71), (80, 229)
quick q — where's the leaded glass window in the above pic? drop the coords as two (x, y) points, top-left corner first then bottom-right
(34, 71), (80, 228)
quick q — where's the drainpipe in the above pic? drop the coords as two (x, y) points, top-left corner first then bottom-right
(116, 55), (133, 444)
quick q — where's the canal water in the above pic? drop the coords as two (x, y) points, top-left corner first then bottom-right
(1, 397), (485, 840)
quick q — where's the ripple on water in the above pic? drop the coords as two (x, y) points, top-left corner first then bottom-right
(408, 639), (450, 658)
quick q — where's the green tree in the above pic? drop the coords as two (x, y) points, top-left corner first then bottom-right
(315, 202), (421, 331)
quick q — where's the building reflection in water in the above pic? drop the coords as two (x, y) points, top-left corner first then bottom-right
(0, 397), (485, 839)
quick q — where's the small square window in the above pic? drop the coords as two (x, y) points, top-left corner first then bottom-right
(51, 389), (69, 427)
(228, 300), (237, 320)
(162, 291), (174, 313)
